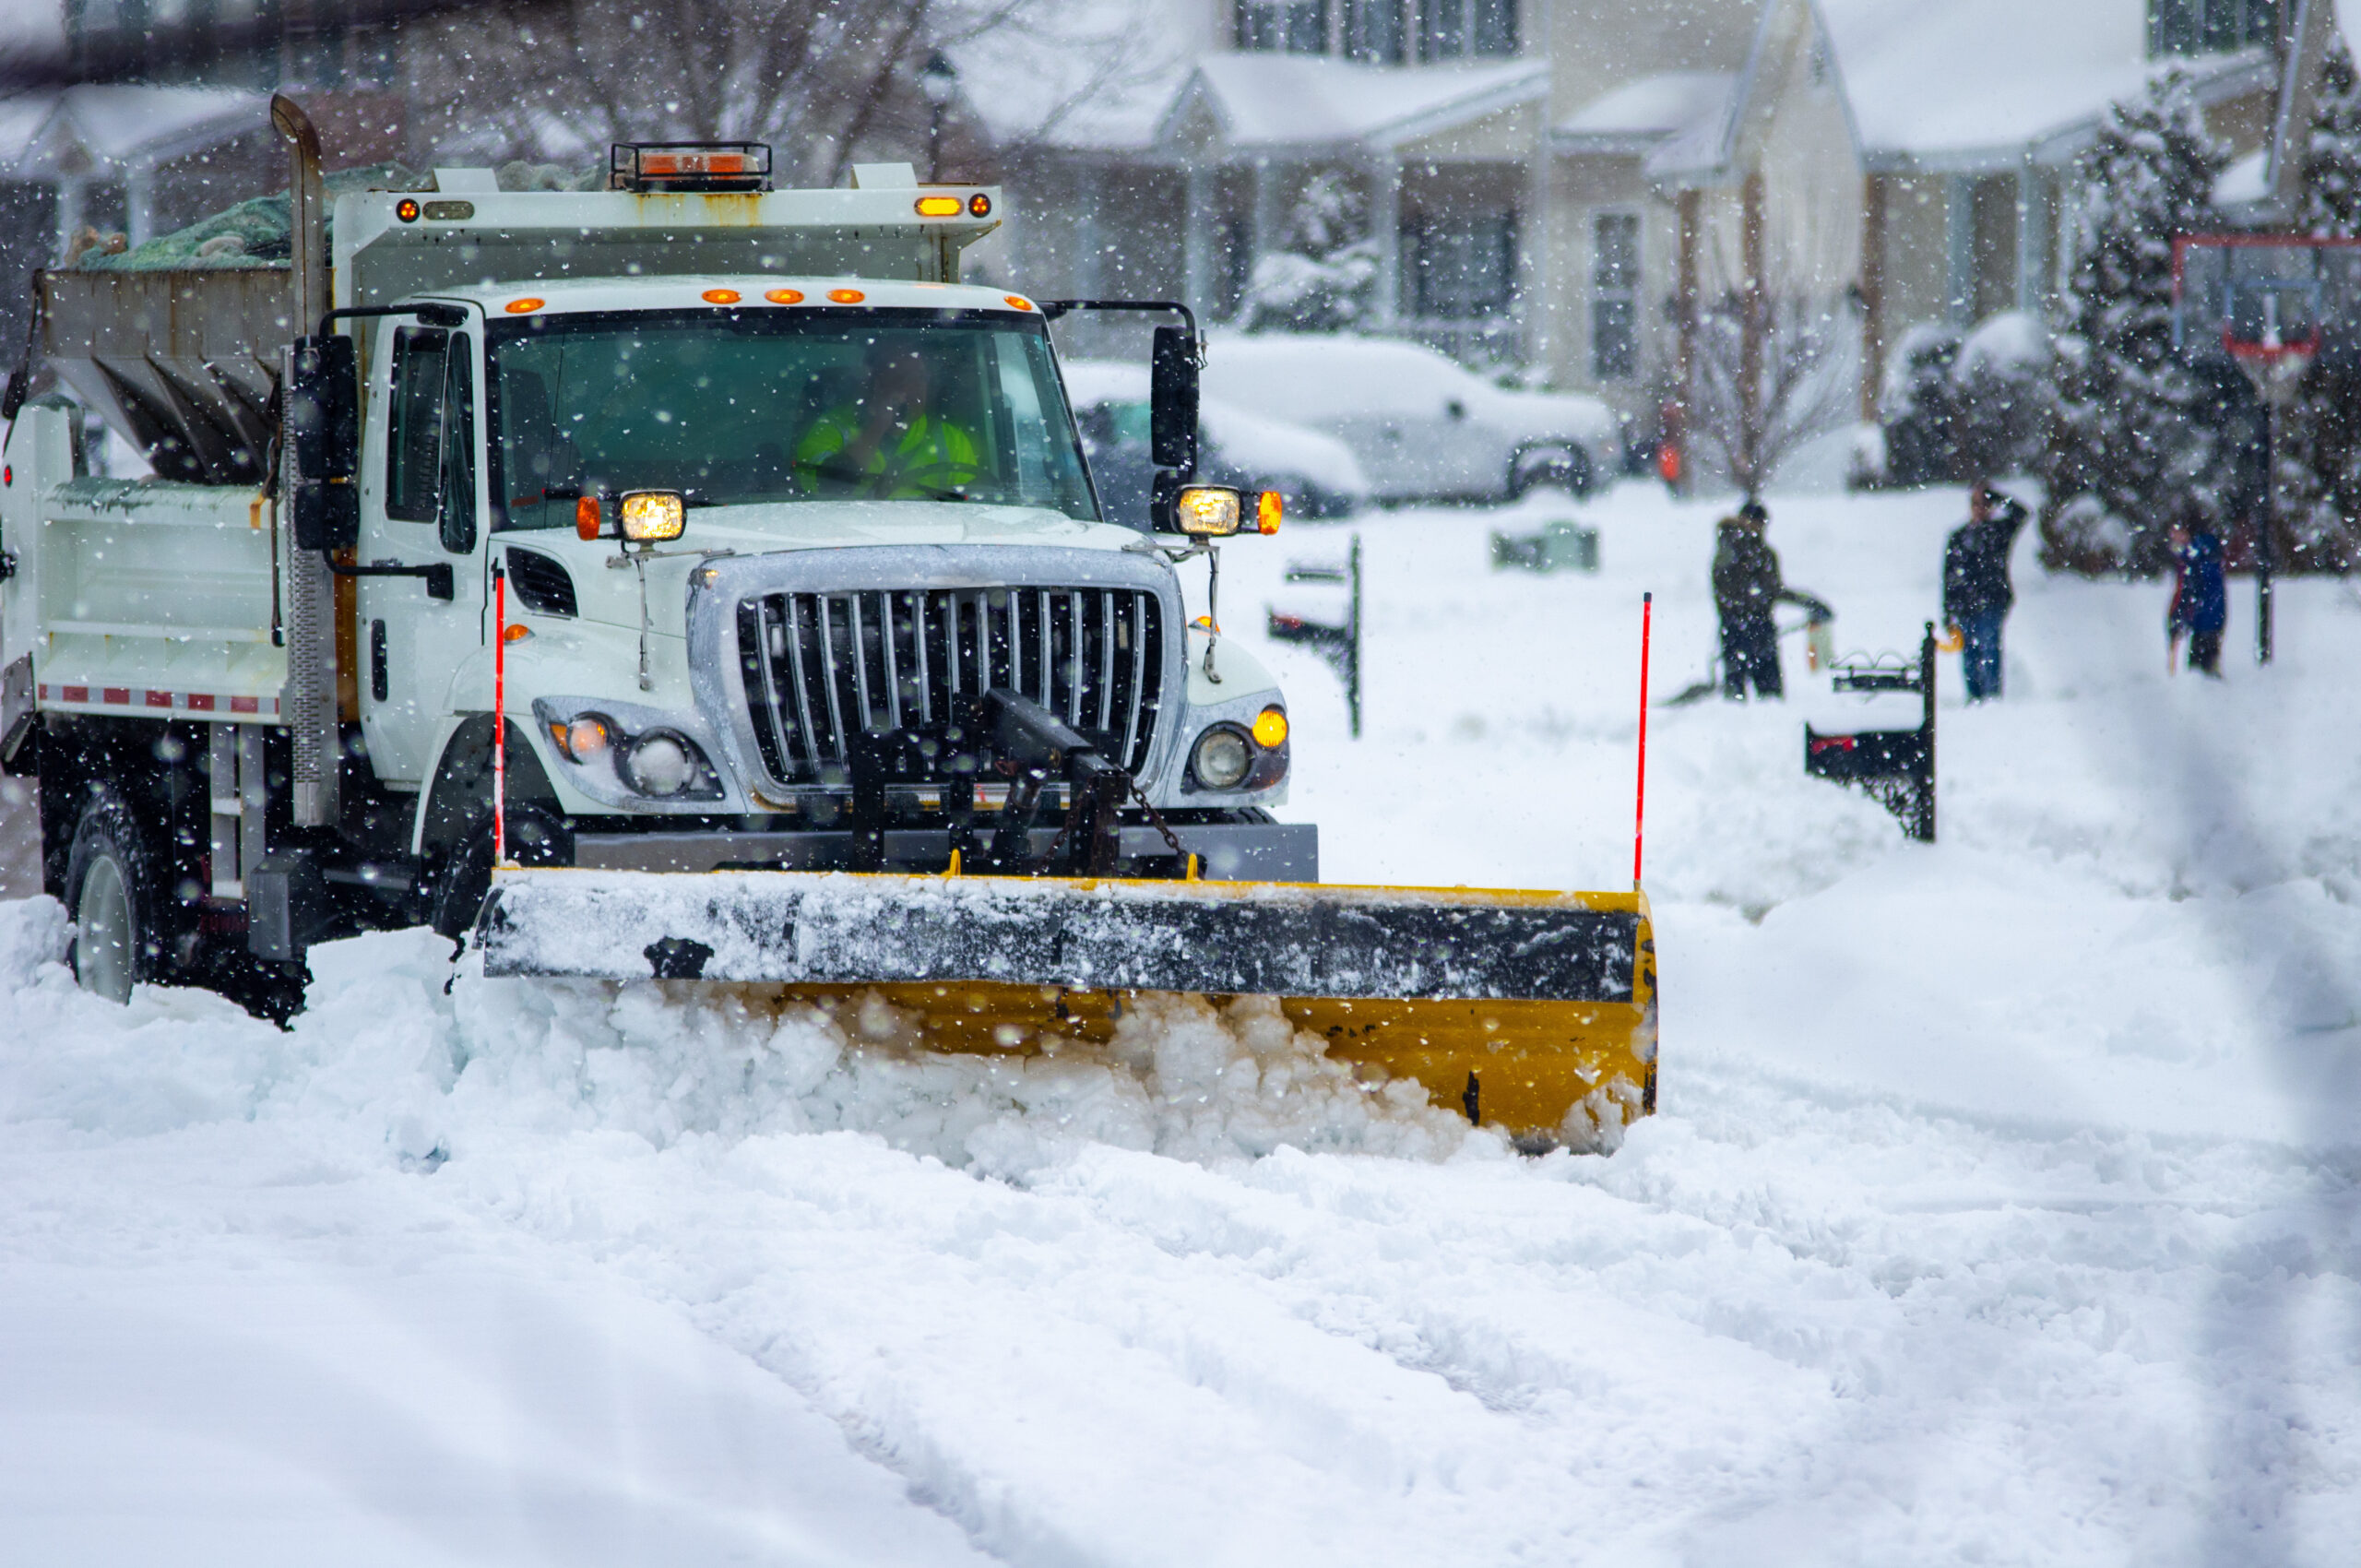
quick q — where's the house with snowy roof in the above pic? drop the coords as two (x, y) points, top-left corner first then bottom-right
(996, 0), (2344, 476)
(1654, 0), (2340, 480)
(995, 0), (1762, 410)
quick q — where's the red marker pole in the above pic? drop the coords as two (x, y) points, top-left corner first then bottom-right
(492, 560), (508, 869)
(1633, 591), (1653, 890)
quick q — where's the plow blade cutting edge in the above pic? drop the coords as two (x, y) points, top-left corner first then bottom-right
(474, 871), (1657, 1143)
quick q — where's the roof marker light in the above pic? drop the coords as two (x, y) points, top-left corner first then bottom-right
(504, 297), (544, 315)
(1004, 294), (1035, 312)
(702, 288), (742, 304)
(915, 195), (964, 218)
(827, 288), (865, 304)
(765, 288), (804, 304)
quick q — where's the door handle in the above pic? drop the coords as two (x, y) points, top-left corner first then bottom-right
(327, 557), (456, 600)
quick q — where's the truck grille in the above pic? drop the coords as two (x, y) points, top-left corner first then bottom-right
(737, 587), (1164, 786)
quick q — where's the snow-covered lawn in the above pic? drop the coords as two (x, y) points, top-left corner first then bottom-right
(4, 482), (2357, 1565)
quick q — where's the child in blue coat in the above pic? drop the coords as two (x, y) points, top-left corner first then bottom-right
(2168, 522), (2227, 676)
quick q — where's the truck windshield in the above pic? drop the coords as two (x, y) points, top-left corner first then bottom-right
(489, 309), (1099, 528)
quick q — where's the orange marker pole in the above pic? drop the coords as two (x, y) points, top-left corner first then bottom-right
(1633, 591), (1653, 889)
(492, 559), (507, 869)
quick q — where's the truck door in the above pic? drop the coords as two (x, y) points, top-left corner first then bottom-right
(358, 321), (486, 786)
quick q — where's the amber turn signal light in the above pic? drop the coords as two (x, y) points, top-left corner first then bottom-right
(575, 495), (601, 540)
(1256, 490), (1283, 535)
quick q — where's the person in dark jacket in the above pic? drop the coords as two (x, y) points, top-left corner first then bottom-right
(1713, 499), (1786, 699)
(2167, 520), (2227, 676)
(1942, 481), (2030, 701)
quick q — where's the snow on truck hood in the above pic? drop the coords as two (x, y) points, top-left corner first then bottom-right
(499, 505), (1145, 634)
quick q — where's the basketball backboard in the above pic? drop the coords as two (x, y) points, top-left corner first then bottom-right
(2173, 234), (2361, 395)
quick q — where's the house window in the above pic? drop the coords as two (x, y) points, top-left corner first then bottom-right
(1591, 212), (1641, 381)
(1417, 0), (1517, 61)
(1406, 213), (1517, 320)
(2148, 0), (2278, 55)
(1344, 0), (1406, 64)
(1237, 0), (1329, 53)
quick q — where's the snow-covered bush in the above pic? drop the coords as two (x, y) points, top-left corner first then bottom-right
(2043, 72), (2234, 575)
(1875, 323), (1964, 487)
(1871, 313), (2053, 489)
(1951, 311), (2053, 480)
(1243, 172), (1380, 334)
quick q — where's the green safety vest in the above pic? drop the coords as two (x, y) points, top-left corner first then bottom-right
(795, 409), (983, 499)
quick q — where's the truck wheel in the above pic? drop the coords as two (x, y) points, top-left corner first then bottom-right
(429, 806), (570, 942)
(429, 823), (495, 942)
(65, 790), (163, 1004)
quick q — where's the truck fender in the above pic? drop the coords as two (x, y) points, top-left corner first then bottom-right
(412, 713), (560, 861)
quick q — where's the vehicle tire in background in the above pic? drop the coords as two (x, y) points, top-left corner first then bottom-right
(1509, 446), (1592, 500)
(63, 789), (163, 1004)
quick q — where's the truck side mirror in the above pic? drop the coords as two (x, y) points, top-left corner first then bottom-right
(1150, 325), (1198, 474)
(286, 336), (359, 552)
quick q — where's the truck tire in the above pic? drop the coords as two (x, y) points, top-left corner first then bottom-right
(64, 790), (164, 1004)
(429, 805), (571, 942)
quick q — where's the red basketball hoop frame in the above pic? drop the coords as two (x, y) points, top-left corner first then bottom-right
(2172, 233), (2361, 398)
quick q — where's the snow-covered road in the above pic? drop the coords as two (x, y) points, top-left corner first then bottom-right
(4, 483), (2356, 1564)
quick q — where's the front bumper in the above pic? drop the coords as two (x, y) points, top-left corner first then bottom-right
(570, 815), (1316, 882)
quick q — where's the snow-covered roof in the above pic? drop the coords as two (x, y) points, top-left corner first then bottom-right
(1555, 71), (1735, 152)
(1159, 54), (1547, 152)
(1816, 0), (2276, 170)
(0, 85), (267, 178)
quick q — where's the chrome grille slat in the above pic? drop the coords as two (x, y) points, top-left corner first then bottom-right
(1126, 593), (1148, 772)
(740, 585), (1162, 789)
(1097, 589), (1115, 733)
(910, 591), (932, 725)
(814, 596), (848, 759)
(782, 596), (824, 772)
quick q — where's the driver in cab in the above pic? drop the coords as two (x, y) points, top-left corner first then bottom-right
(794, 340), (983, 500)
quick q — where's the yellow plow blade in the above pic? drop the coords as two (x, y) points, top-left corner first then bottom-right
(474, 871), (1657, 1144)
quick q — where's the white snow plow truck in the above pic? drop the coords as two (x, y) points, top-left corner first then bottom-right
(0, 98), (1655, 1145)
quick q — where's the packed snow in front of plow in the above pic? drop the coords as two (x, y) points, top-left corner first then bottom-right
(4, 481), (2360, 1564)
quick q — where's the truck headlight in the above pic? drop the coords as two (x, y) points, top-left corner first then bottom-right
(551, 714), (612, 762)
(1191, 726), (1252, 790)
(1172, 485), (1242, 537)
(620, 489), (686, 542)
(619, 730), (702, 796)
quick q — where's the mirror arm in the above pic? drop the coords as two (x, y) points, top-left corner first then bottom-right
(1038, 299), (1198, 343)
